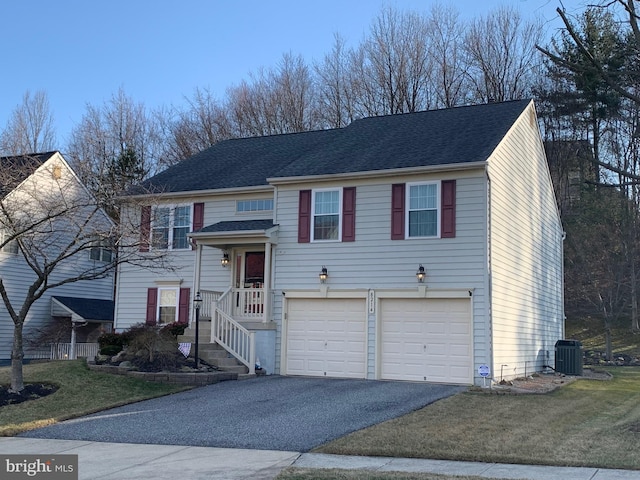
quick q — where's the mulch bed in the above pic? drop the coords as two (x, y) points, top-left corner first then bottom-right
(0, 383), (58, 407)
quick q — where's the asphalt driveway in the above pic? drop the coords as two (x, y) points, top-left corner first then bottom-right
(21, 376), (465, 452)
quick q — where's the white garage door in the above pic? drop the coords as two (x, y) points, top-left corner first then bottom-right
(286, 298), (366, 378)
(381, 298), (472, 384)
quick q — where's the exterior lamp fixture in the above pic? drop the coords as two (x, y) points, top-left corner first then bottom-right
(416, 264), (426, 283)
(221, 252), (230, 267)
(319, 266), (328, 283)
(193, 291), (202, 369)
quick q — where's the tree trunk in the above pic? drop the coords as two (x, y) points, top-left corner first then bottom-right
(604, 320), (613, 361)
(631, 262), (639, 332)
(10, 321), (25, 393)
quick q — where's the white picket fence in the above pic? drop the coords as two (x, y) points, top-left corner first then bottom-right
(26, 343), (99, 360)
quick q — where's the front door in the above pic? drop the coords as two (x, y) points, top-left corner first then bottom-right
(234, 251), (265, 288)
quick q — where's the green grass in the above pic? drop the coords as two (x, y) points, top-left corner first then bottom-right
(311, 367), (640, 471)
(0, 360), (189, 436)
(566, 316), (640, 357)
(276, 468), (510, 480)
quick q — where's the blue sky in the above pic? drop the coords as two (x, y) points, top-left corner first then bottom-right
(2, 0), (588, 147)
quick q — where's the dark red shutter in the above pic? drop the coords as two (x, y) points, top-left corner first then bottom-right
(140, 205), (151, 252)
(145, 288), (158, 325)
(192, 202), (204, 249)
(178, 288), (190, 324)
(298, 190), (311, 243)
(441, 180), (456, 238)
(391, 183), (405, 240)
(342, 187), (356, 242)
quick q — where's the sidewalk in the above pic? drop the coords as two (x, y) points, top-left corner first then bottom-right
(2, 437), (639, 480)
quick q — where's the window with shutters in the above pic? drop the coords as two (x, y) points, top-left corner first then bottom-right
(151, 205), (191, 250)
(312, 188), (341, 241)
(157, 287), (179, 324)
(407, 182), (439, 238)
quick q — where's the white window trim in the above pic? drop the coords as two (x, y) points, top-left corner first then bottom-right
(152, 204), (192, 251)
(405, 181), (441, 239)
(236, 198), (274, 214)
(90, 239), (113, 263)
(157, 286), (179, 324)
(311, 187), (343, 242)
(0, 231), (18, 255)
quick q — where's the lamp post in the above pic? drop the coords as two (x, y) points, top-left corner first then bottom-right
(193, 291), (202, 369)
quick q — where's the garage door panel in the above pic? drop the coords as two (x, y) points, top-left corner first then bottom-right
(286, 298), (366, 378)
(381, 298), (472, 384)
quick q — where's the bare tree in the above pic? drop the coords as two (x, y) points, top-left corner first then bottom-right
(158, 88), (233, 165)
(427, 4), (469, 108)
(66, 88), (163, 216)
(0, 90), (56, 155)
(314, 33), (358, 128)
(226, 53), (318, 137)
(359, 7), (433, 114)
(464, 6), (542, 103)
(0, 153), (172, 392)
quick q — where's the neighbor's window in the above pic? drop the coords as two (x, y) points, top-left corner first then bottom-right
(157, 288), (178, 324)
(90, 239), (113, 263)
(312, 189), (341, 241)
(407, 182), (439, 237)
(236, 199), (273, 212)
(0, 231), (18, 254)
(152, 205), (191, 250)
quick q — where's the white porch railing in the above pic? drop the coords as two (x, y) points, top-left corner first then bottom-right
(233, 287), (265, 320)
(213, 288), (256, 374)
(199, 289), (222, 319)
(50, 343), (99, 360)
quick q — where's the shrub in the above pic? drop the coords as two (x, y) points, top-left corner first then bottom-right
(161, 321), (188, 338)
(97, 332), (125, 355)
(123, 323), (183, 371)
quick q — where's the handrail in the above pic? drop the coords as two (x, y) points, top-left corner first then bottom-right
(199, 289), (222, 319)
(212, 303), (256, 375)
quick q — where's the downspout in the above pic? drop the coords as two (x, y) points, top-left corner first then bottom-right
(486, 170), (494, 385)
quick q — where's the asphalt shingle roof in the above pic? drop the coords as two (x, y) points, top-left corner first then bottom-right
(52, 296), (114, 322)
(198, 219), (277, 233)
(0, 151), (57, 198)
(135, 100), (531, 195)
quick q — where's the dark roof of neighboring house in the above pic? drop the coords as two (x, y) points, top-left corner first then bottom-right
(134, 100), (531, 195)
(198, 219), (277, 233)
(0, 151), (57, 198)
(52, 296), (114, 322)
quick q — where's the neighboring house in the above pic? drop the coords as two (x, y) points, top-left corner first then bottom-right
(115, 99), (564, 385)
(0, 151), (114, 364)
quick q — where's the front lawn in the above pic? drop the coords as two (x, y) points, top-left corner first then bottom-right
(0, 360), (188, 436)
(313, 367), (640, 471)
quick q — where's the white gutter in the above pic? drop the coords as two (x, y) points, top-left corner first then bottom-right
(267, 161), (488, 185)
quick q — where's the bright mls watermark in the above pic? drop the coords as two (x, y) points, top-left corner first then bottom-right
(1, 455), (77, 479)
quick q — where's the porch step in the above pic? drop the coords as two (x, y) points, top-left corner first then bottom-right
(178, 324), (248, 375)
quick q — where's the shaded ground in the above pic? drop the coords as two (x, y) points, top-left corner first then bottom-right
(0, 383), (58, 406)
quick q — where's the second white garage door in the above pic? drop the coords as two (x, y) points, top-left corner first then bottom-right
(286, 298), (366, 378)
(380, 298), (472, 384)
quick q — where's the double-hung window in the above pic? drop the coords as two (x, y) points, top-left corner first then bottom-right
(407, 182), (439, 238)
(90, 239), (113, 263)
(152, 205), (191, 250)
(0, 231), (18, 254)
(157, 287), (178, 324)
(312, 189), (341, 241)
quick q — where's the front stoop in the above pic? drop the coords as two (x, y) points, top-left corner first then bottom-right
(178, 322), (249, 375)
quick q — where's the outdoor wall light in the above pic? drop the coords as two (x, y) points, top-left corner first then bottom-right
(221, 252), (230, 267)
(319, 266), (328, 283)
(416, 264), (426, 283)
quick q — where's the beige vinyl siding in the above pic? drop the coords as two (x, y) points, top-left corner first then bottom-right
(1, 155), (115, 361)
(114, 192), (274, 331)
(272, 171), (489, 376)
(488, 103), (564, 381)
